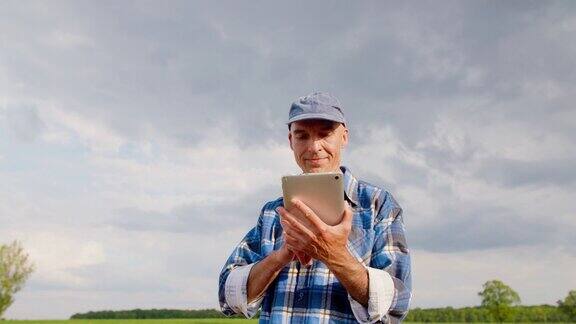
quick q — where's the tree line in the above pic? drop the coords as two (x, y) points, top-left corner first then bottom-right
(404, 280), (575, 322)
(405, 305), (567, 322)
(68, 304), (573, 322)
(68, 304), (572, 322)
(69, 281), (576, 322)
(70, 308), (244, 319)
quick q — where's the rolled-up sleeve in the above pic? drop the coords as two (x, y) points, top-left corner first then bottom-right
(348, 266), (396, 323)
(218, 204), (268, 317)
(223, 263), (264, 318)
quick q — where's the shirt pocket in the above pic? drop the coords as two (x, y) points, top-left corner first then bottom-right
(347, 226), (375, 265)
(347, 206), (376, 264)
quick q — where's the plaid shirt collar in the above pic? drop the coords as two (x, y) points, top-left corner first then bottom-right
(341, 165), (359, 207)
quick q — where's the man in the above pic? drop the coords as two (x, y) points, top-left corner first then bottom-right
(218, 92), (411, 323)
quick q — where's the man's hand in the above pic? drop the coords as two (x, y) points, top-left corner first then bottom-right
(275, 234), (313, 266)
(274, 243), (295, 265)
(247, 238), (295, 303)
(277, 199), (369, 307)
(275, 232), (313, 267)
(276, 198), (353, 266)
(294, 251), (313, 267)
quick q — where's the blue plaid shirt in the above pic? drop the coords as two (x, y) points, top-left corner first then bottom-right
(218, 166), (412, 323)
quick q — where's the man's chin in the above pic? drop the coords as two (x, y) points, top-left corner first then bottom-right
(304, 165), (336, 174)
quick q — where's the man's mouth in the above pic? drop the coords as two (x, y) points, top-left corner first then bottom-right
(306, 157), (327, 163)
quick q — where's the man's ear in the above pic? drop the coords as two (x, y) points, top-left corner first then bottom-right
(341, 126), (349, 148)
(288, 132), (294, 151)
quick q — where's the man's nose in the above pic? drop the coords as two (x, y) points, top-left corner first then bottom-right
(308, 139), (323, 152)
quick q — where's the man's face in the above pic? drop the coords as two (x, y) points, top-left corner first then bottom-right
(288, 119), (349, 173)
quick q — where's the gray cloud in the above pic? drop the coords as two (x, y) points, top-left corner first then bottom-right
(2, 1), (573, 151)
(409, 205), (562, 253)
(111, 184), (281, 233)
(477, 158), (576, 188)
(2, 105), (45, 142)
(28, 264), (177, 293)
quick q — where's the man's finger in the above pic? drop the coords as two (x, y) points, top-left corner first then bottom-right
(291, 198), (326, 232)
(284, 232), (305, 251)
(278, 206), (303, 226)
(280, 219), (292, 235)
(281, 220), (307, 242)
(278, 207), (297, 231)
(281, 208), (316, 239)
(283, 221), (310, 244)
(279, 206), (318, 239)
(339, 203), (353, 226)
(296, 251), (313, 267)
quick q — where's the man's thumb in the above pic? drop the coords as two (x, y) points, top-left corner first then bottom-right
(341, 202), (353, 224)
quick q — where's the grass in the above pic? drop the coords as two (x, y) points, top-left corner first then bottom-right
(2, 321), (570, 324)
(1, 321), (569, 324)
(3, 321), (238, 324)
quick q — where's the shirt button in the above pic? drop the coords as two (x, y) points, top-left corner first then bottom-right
(297, 292), (304, 302)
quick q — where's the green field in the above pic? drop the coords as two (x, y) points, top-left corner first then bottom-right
(1, 321), (568, 324)
(1, 321), (569, 324)
(5, 321), (237, 324)
(1, 320), (258, 324)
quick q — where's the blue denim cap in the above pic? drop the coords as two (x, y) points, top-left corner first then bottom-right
(287, 92), (347, 126)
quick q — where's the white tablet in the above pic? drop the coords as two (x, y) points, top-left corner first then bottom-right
(281, 172), (345, 226)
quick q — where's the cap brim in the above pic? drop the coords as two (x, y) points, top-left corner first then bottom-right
(286, 113), (346, 125)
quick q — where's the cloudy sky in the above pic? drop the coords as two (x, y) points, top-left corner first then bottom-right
(1, 0), (575, 319)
